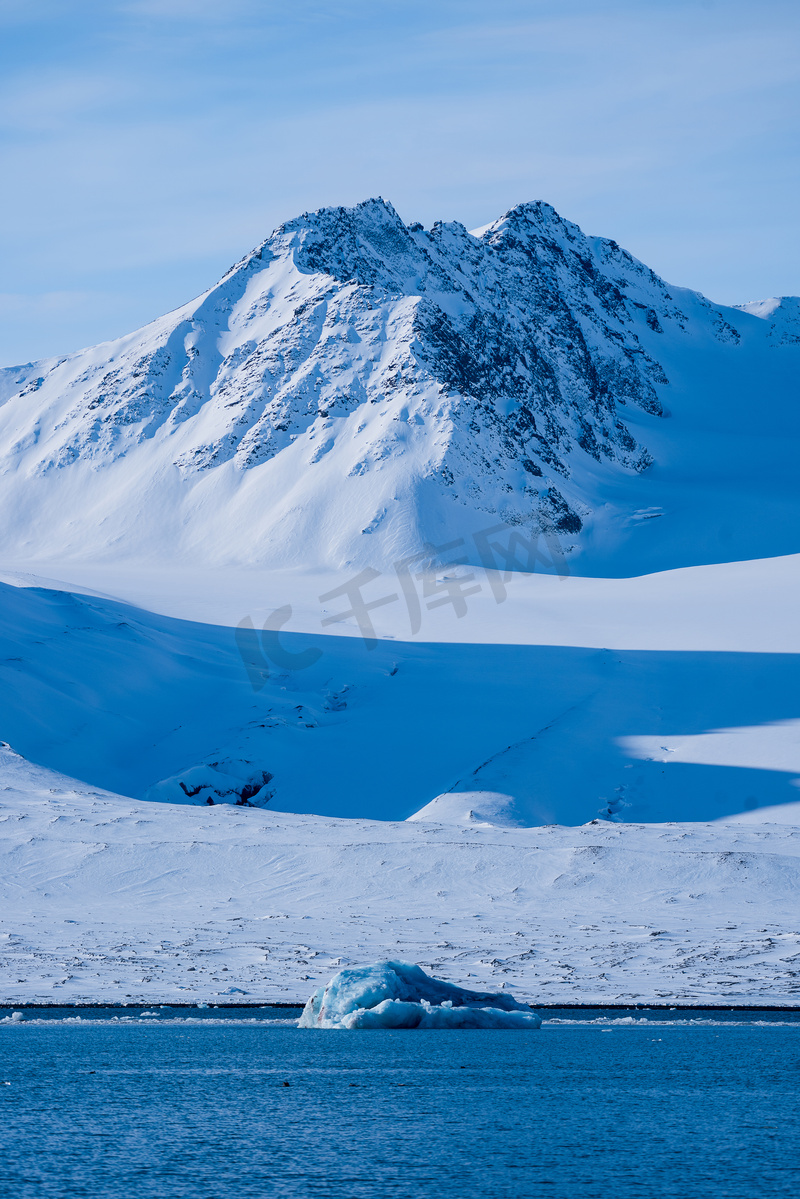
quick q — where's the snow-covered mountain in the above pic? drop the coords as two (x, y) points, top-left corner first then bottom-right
(2, 201), (799, 1005)
(1, 197), (799, 831)
(2, 198), (797, 574)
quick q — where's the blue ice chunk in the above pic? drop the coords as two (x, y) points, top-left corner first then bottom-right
(299, 960), (541, 1029)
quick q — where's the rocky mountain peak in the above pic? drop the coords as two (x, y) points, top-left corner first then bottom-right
(1, 196), (785, 572)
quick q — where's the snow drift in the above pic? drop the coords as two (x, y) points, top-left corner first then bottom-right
(299, 960), (542, 1029)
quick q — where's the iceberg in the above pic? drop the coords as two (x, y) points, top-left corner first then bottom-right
(299, 960), (542, 1029)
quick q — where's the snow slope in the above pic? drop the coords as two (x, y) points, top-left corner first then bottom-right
(1, 559), (799, 825)
(2, 749), (798, 1007)
(0, 199), (798, 577)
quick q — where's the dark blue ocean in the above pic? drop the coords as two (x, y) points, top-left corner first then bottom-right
(1, 1009), (798, 1199)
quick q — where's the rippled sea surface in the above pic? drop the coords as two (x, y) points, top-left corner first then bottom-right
(1, 1010), (799, 1199)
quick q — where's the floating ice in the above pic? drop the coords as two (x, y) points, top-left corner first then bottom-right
(299, 960), (542, 1029)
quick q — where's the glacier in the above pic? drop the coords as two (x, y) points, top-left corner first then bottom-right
(2, 563), (800, 825)
(298, 961), (542, 1029)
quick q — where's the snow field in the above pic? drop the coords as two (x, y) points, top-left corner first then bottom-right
(2, 561), (800, 827)
(2, 751), (799, 1007)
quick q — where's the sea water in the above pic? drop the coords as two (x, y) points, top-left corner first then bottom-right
(1, 1011), (798, 1198)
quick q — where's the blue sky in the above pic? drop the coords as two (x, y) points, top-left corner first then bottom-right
(1, 0), (798, 365)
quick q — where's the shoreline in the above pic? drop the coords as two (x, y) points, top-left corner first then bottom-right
(4, 1002), (800, 1013)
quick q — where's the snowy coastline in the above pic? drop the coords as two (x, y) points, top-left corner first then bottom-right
(2, 751), (798, 1009)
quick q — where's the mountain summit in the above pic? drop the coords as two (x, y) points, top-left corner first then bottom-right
(1, 198), (797, 573)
